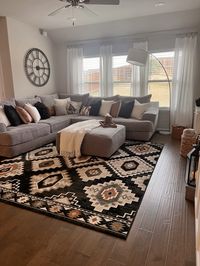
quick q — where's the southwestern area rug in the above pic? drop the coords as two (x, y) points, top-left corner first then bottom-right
(0, 142), (163, 238)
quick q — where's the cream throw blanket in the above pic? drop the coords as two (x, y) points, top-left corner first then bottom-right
(59, 120), (100, 158)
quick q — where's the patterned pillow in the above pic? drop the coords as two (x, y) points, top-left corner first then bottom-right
(79, 106), (91, 116)
(67, 101), (82, 115)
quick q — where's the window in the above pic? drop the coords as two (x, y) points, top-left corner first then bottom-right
(83, 57), (100, 96)
(148, 51), (174, 108)
(112, 55), (133, 96)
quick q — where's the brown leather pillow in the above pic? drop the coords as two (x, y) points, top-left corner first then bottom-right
(110, 101), (121, 118)
(16, 106), (33, 123)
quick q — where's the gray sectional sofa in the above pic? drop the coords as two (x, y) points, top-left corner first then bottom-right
(0, 93), (159, 158)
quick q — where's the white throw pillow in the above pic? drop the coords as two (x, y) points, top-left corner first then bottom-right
(24, 103), (41, 122)
(54, 98), (71, 116)
(131, 100), (150, 119)
(99, 100), (114, 116)
(0, 106), (10, 127)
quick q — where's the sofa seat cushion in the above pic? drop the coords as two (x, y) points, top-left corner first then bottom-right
(113, 117), (154, 132)
(39, 115), (74, 133)
(70, 116), (102, 124)
(0, 123), (50, 146)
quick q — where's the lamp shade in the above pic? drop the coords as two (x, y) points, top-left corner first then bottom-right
(127, 48), (148, 66)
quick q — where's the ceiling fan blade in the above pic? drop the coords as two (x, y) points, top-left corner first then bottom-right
(48, 4), (71, 16)
(82, 0), (119, 5)
(81, 5), (98, 16)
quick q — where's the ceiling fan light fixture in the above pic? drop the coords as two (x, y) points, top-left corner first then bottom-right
(155, 2), (165, 7)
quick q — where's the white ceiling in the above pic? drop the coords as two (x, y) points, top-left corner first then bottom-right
(0, 0), (200, 30)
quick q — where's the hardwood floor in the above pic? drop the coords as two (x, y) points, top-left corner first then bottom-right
(0, 133), (195, 266)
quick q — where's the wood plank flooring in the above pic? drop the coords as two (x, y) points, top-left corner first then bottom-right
(0, 134), (196, 266)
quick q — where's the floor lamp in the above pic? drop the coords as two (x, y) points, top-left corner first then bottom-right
(127, 48), (171, 133)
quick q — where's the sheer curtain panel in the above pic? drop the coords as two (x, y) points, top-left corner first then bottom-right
(132, 41), (148, 96)
(0, 55), (5, 99)
(67, 47), (83, 94)
(100, 45), (112, 97)
(171, 34), (198, 128)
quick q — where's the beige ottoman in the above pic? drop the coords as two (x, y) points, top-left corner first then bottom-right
(57, 124), (125, 158)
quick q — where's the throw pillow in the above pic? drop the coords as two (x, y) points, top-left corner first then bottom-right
(131, 100), (150, 119)
(0, 106), (11, 127)
(16, 106), (33, 124)
(34, 102), (50, 119)
(4, 105), (22, 126)
(24, 104), (41, 123)
(118, 101), (135, 118)
(79, 106), (91, 116)
(54, 98), (70, 116)
(99, 100), (114, 116)
(67, 101), (82, 115)
(110, 101), (121, 118)
(89, 100), (101, 116)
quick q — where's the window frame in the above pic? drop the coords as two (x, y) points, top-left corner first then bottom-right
(112, 54), (133, 96)
(147, 50), (174, 110)
(82, 56), (101, 96)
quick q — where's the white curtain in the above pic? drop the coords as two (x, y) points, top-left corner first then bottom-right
(67, 47), (83, 94)
(0, 55), (5, 100)
(100, 45), (112, 97)
(171, 34), (198, 127)
(132, 41), (148, 96)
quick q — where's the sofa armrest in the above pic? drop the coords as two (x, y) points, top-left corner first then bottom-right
(142, 107), (159, 127)
(0, 123), (7, 132)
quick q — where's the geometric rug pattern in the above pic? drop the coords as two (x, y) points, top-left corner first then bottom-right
(0, 142), (163, 238)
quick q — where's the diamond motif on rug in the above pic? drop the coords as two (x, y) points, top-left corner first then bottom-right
(77, 164), (112, 182)
(30, 171), (72, 195)
(107, 156), (153, 177)
(31, 158), (62, 172)
(126, 143), (161, 155)
(84, 179), (139, 212)
(0, 162), (24, 179)
(26, 144), (58, 160)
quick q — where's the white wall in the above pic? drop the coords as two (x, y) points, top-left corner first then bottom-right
(6, 17), (57, 98)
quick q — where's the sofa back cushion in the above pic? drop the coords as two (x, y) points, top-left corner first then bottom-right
(0, 106), (11, 126)
(4, 105), (22, 126)
(0, 99), (16, 107)
(87, 95), (119, 105)
(15, 96), (41, 108)
(59, 93), (89, 106)
(39, 93), (58, 116)
(118, 94), (152, 104)
(16, 106), (33, 123)
(34, 102), (50, 120)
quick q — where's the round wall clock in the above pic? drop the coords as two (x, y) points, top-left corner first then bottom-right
(24, 48), (50, 87)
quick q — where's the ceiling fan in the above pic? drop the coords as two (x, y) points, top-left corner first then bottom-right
(48, 0), (120, 17)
